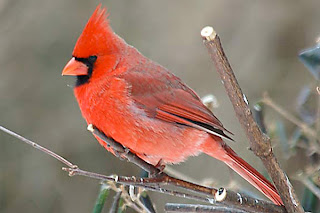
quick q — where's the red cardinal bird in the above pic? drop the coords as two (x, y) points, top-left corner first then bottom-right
(62, 5), (283, 205)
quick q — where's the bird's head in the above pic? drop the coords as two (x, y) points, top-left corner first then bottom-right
(62, 4), (123, 86)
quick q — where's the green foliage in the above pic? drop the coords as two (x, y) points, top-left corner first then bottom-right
(299, 45), (320, 80)
(92, 183), (110, 213)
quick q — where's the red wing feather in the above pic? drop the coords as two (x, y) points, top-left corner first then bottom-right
(155, 90), (234, 141)
(120, 69), (233, 141)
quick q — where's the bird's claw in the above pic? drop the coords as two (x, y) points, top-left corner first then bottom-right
(114, 148), (130, 161)
(149, 159), (166, 177)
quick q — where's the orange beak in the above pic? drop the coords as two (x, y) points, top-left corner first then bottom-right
(62, 57), (88, 76)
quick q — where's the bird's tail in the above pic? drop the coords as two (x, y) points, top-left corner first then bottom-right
(202, 141), (283, 205)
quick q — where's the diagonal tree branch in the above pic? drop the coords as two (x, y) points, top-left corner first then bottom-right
(200, 26), (303, 213)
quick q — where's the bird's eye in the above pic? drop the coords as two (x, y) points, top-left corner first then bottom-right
(88, 55), (97, 63)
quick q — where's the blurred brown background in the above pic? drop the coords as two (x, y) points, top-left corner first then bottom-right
(0, 0), (318, 212)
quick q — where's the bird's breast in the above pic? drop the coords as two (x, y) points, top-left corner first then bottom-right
(74, 77), (210, 165)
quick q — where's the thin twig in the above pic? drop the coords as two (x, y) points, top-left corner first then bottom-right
(315, 86), (320, 144)
(139, 188), (157, 213)
(109, 184), (143, 213)
(109, 191), (122, 213)
(127, 186), (154, 213)
(1, 124), (286, 213)
(201, 26), (303, 212)
(165, 203), (249, 213)
(295, 174), (320, 200)
(262, 92), (317, 139)
(263, 91), (320, 155)
(0, 125), (76, 168)
(60, 167), (212, 204)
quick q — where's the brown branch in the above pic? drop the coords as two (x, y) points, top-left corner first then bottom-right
(1, 125), (286, 213)
(62, 166), (210, 203)
(165, 203), (249, 213)
(200, 26), (304, 213)
(64, 165), (287, 213)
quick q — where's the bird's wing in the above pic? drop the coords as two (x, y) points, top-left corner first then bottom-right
(120, 69), (233, 141)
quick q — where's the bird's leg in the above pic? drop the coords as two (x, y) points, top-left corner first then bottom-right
(149, 159), (165, 177)
(155, 159), (166, 172)
(113, 147), (130, 161)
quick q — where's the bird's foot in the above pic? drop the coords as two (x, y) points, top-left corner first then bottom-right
(114, 147), (130, 161)
(149, 159), (166, 177)
(155, 159), (166, 173)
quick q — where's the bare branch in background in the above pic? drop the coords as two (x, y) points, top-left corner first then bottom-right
(165, 203), (249, 213)
(109, 191), (122, 213)
(294, 173), (320, 201)
(200, 26), (303, 213)
(262, 92), (317, 139)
